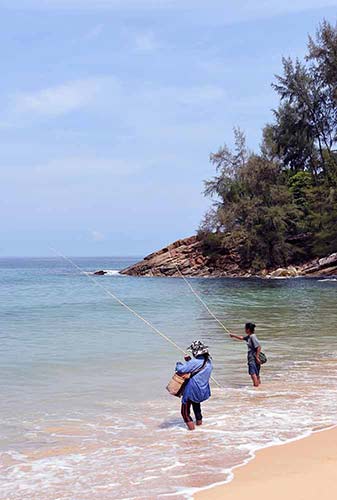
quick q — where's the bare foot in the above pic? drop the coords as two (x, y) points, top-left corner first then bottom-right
(196, 420), (202, 426)
(186, 421), (195, 431)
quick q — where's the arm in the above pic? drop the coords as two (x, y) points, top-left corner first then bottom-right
(175, 358), (198, 375)
(229, 334), (245, 341)
(255, 345), (261, 364)
(251, 335), (262, 364)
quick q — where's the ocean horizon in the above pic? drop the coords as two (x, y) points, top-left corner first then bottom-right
(1, 256), (337, 499)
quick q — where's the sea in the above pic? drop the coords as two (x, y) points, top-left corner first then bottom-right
(1, 257), (337, 500)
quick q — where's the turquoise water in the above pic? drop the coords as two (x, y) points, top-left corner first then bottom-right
(1, 258), (337, 499)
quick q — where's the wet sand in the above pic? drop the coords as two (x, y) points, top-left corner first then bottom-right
(196, 426), (337, 500)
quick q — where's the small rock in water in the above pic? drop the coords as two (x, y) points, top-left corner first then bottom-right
(94, 270), (107, 276)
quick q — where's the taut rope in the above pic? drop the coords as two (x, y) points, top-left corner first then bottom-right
(50, 248), (222, 388)
(168, 249), (232, 336)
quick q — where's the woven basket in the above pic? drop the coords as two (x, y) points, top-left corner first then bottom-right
(166, 373), (190, 397)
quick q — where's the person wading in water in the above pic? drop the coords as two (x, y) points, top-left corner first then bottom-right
(230, 323), (262, 387)
(175, 341), (213, 430)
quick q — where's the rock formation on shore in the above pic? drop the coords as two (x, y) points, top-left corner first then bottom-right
(120, 236), (244, 278)
(119, 236), (337, 278)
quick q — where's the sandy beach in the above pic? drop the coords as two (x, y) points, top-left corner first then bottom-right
(196, 426), (337, 500)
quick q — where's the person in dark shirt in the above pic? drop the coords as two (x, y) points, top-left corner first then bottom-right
(230, 322), (262, 387)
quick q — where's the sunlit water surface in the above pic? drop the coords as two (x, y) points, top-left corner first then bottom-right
(1, 257), (337, 499)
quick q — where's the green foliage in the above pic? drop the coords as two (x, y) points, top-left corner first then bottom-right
(288, 171), (313, 214)
(201, 132), (299, 270)
(201, 20), (337, 270)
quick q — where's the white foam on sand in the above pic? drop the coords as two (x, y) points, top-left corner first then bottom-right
(2, 355), (337, 500)
(3, 362), (337, 500)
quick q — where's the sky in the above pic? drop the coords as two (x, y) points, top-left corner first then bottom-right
(1, 1), (337, 256)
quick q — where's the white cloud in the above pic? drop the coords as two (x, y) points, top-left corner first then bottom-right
(0, 156), (140, 189)
(85, 24), (104, 40)
(12, 78), (110, 117)
(176, 86), (225, 106)
(3, 74), (225, 132)
(32, 156), (140, 182)
(117, 84), (226, 122)
(91, 230), (105, 241)
(134, 31), (158, 52)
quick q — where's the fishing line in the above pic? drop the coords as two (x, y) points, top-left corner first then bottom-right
(50, 247), (222, 388)
(168, 249), (232, 336)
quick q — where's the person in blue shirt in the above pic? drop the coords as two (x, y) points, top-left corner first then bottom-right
(175, 340), (213, 431)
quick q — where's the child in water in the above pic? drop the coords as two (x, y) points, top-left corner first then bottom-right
(230, 323), (262, 387)
(175, 341), (213, 430)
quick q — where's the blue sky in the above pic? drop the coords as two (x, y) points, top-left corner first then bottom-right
(1, 1), (337, 256)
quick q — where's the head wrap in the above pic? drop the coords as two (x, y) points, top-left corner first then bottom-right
(187, 340), (210, 358)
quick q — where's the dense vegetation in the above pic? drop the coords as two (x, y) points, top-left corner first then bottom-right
(200, 21), (337, 271)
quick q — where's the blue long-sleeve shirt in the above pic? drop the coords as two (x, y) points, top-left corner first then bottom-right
(175, 356), (213, 404)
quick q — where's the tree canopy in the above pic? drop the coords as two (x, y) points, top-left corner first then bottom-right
(201, 20), (337, 271)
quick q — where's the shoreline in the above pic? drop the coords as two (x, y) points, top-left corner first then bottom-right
(119, 236), (337, 279)
(97, 270), (337, 280)
(194, 424), (337, 500)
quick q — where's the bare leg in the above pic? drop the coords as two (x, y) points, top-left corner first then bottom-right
(251, 374), (260, 387)
(181, 401), (195, 430)
(192, 402), (203, 426)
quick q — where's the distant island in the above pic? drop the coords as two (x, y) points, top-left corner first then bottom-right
(123, 21), (337, 280)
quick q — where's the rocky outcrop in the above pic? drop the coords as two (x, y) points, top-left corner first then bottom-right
(120, 236), (337, 279)
(264, 254), (337, 278)
(267, 266), (298, 278)
(120, 236), (248, 278)
(297, 253), (337, 277)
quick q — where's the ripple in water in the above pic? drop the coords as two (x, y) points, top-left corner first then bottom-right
(1, 259), (337, 499)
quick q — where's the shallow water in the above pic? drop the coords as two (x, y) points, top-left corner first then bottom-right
(1, 257), (337, 499)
